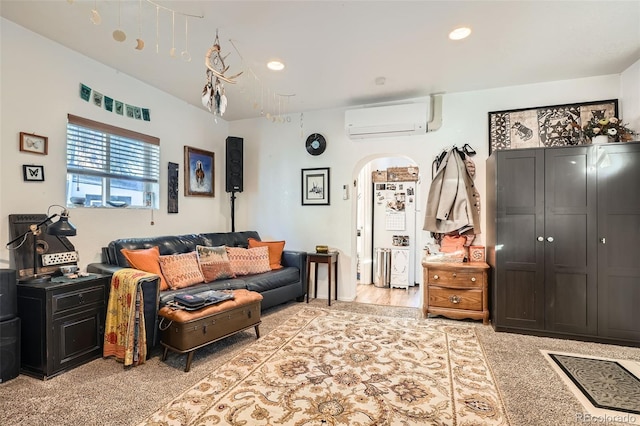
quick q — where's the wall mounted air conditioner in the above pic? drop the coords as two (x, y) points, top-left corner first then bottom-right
(345, 101), (430, 139)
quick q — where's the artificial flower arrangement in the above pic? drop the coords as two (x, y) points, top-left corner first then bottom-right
(582, 116), (636, 142)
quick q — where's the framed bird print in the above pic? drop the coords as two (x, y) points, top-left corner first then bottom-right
(184, 146), (214, 197)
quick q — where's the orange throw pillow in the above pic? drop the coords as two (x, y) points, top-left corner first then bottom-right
(248, 238), (285, 270)
(120, 246), (169, 290)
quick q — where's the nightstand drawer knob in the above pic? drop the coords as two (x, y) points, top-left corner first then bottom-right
(452, 273), (457, 277)
(433, 274), (439, 280)
(449, 295), (461, 304)
(471, 277), (476, 282)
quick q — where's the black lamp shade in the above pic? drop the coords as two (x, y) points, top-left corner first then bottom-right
(47, 216), (77, 236)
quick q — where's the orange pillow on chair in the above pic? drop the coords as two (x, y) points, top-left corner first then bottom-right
(120, 246), (169, 290)
(248, 238), (285, 270)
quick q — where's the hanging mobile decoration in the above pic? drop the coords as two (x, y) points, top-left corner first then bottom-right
(135, 0), (144, 50)
(155, 6), (160, 54)
(169, 11), (176, 57)
(181, 17), (191, 62)
(202, 29), (243, 117)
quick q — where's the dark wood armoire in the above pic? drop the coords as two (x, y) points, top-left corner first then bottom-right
(486, 141), (640, 347)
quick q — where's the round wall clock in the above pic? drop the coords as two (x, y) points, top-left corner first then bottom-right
(305, 133), (326, 156)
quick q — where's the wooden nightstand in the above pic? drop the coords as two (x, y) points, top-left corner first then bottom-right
(422, 261), (489, 324)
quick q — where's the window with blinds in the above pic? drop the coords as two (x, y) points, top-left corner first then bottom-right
(66, 114), (160, 209)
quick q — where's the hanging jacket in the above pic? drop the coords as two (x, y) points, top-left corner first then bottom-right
(423, 148), (481, 234)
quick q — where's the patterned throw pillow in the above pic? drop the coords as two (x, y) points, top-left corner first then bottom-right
(195, 245), (235, 282)
(226, 246), (271, 276)
(120, 246), (169, 290)
(158, 251), (205, 290)
(247, 238), (285, 270)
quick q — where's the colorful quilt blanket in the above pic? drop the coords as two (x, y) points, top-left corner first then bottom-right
(103, 268), (158, 366)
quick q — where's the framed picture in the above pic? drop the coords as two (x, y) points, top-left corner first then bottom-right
(184, 146), (214, 197)
(301, 167), (330, 206)
(488, 99), (618, 154)
(19, 132), (48, 155)
(23, 165), (44, 182)
(469, 245), (485, 263)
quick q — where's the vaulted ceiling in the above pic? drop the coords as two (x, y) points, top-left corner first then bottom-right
(2, 1), (639, 121)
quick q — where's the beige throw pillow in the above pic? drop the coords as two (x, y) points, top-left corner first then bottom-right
(226, 246), (271, 276)
(195, 245), (236, 282)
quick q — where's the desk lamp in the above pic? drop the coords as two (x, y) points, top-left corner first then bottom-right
(5, 205), (77, 283)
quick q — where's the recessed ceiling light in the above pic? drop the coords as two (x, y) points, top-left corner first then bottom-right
(449, 27), (471, 41)
(267, 61), (285, 71)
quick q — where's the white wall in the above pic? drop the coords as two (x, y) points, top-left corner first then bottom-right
(230, 75), (626, 301)
(0, 19), (230, 271)
(621, 58), (640, 132)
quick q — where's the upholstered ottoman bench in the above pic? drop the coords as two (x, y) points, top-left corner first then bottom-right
(158, 289), (263, 372)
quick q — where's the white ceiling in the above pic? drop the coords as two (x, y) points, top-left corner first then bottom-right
(2, 1), (639, 122)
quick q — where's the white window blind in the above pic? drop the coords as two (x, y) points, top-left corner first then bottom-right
(66, 114), (160, 208)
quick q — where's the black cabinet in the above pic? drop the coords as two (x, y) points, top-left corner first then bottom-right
(486, 142), (640, 346)
(17, 274), (110, 379)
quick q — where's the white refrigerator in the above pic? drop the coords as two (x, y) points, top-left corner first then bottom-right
(372, 181), (417, 289)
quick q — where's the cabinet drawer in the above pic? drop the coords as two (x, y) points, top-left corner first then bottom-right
(52, 286), (105, 314)
(429, 286), (482, 311)
(427, 269), (483, 288)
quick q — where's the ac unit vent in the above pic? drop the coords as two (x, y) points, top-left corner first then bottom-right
(345, 101), (430, 139)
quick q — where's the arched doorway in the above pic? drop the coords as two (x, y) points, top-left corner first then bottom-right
(352, 155), (423, 308)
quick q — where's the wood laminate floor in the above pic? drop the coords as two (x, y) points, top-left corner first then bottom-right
(354, 283), (420, 308)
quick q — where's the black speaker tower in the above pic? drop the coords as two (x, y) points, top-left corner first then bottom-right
(225, 137), (243, 232)
(0, 269), (19, 383)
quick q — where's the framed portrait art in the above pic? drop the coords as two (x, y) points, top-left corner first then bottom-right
(301, 167), (330, 206)
(488, 99), (618, 154)
(19, 132), (48, 155)
(184, 146), (214, 197)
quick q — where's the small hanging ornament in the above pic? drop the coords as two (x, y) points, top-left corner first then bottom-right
(205, 30), (243, 84)
(201, 76), (213, 112)
(202, 29), (242, 118)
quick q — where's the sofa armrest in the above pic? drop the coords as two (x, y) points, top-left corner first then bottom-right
(87, 262), (125, 275)
(87, 262), (162, 350)
(282, 250), (307, 299)
(281, 250), (307, 272)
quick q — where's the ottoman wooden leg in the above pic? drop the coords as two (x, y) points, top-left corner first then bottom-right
(185, 351), (195, 372)
(162, 346), (169, 361)
(254, 324), (260, 339)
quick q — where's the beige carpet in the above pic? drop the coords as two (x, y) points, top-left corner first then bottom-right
(1, 299), (639, 426)
(140, 307), (509, 425)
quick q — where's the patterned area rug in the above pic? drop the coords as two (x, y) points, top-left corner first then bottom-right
(542, 351), (640, 424)
(141, 307), (509, 425)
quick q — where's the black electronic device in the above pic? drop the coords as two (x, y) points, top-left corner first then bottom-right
(0, 269), (17, 321)
(0, 317), (20, 383)
(172, 290), (235, 311)
(225, 136), (243, 193)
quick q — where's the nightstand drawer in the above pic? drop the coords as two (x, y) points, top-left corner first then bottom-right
(427, 269), (483, 288)
(52, 286), (105, 314)
(428, 287), (482, 311)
